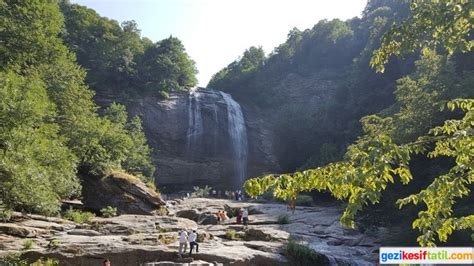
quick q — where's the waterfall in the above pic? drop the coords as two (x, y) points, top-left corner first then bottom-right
(185, 87), (249, 188)
(186, 88), (203, 155)
(219, 91), (248, 188)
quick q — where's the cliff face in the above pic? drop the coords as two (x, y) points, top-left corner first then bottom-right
(95, 88), (279, 191)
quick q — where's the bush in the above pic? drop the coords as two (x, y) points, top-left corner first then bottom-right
(224, 229), (237, 240)
(0, 253), (28, 265)
(100, 206), (117, 218)
(0, 202), (13, 222)
(277, 214), (291, 224)
(63, 208), (95, 224)
(31, 257), (60, 266)
(47, 239), (61, 250)
(295, 195), (314, 206)
(156, 206), (169, 216)
(22, 239), (34, 250)
(284, 239), (329, 266)
(191, 185), (212, 198)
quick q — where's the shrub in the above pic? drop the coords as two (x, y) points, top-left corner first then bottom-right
(47, 239), (61, 250)
(295, 195), (314, 206)
(0, 203), (13, 222)
(63, 208), (95, 224)
(191, 185), (212, 198)
(31, 258), (60, 266)
(0, 253), (28, 265)
(100, 206), (117, 218)
(22, 239), (34, 250)
(156, 206), (169, 216)
(224, 229), (237, 240)
(283, 239), (329, 266)
(277, 214), (291, 224)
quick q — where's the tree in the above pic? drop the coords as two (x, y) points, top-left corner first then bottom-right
(370, 0), (473, 73)
(245, 1), (473, 246)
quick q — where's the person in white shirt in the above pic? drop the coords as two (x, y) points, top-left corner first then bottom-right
(242, 209), (249, 227)
(178, 229), (188, 256)
(188, 230), (199, 255)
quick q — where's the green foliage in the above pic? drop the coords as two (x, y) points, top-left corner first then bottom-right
(191, 185), (212, 198)
(371, 0), (473, 73)
(397, 99), (474, 246)
(243, 0), (473, 247)
(0, 201), (13, 222)
(0, 71), (80, 215)
(22, 239), (34, 250)
(47, 239), (61, 250)
(277, 214), (291, 224)
(283, 239), (329, 266)
(0, 0), (156, 216)
(63, 208), (95, 224)
(0, 253), (28, 265)
(60, 1), (198, 96)
(224, 229), (238, 240)
(100, 206), (118, 218)
(31, 257), (60, 266)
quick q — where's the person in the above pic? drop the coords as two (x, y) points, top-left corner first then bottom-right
(216, 210), (222, 224)
(219, 210), (229, 223)
(189, 230), (199, 255)
(236, 209), (243, 224)
(242, 208), (249, 227)
(103, 259), (111, 266)
(235, 190), (239, 200)
(178, 229), (188, 257)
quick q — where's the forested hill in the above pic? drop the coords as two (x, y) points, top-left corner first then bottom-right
(59, 1), (198, 98)
(208, 0), (473, 172)
(0, 0), (199, 216)
(227, 0), (473, 246)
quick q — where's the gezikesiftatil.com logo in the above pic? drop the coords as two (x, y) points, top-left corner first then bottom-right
(380, 247), (474, 264)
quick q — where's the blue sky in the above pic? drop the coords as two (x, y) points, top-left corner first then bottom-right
(71, 0), (367, 86)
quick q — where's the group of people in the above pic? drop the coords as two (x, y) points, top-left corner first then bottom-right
(233, 190), (244, 201)
(216, 210), (229, 224)
(178, 229), (199, 257)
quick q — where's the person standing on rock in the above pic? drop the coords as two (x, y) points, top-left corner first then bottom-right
(178, 229), (188, 257)
(189, 230), (199, 255)
(242, 208), (249, 227)
(236, 209), (243, 224)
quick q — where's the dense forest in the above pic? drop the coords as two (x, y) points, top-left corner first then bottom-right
(231, 0), (473, 246)
(0, 0), (197, 216)
(59, 1), (198, 98)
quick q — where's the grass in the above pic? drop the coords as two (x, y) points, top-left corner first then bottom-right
(63, 208), (95, 224)
(47, 239), (61, 250)
(277, 214), (291, 224)
(100, 206), (117, 218)
(283, 239), (329, 266)
(22, 239), (34, 250)
(224, 229), (241, 240)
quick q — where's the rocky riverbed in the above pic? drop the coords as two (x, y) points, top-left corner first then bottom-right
(0, 198), (382, 265)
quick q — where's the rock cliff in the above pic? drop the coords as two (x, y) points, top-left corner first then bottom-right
(95, 88), (280, 191)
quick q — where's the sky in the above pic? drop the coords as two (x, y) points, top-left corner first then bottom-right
(71, 0), (367, 86)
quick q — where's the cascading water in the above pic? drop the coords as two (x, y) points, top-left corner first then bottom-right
(220, 91), (248, 188)
(186, 88), (203, 156)
(185, 87), (248, 188)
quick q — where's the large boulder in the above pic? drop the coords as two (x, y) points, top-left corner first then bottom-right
(82, 171), (165, 215)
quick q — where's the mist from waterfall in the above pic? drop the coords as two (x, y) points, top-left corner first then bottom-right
(220, 91), (248, 188)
